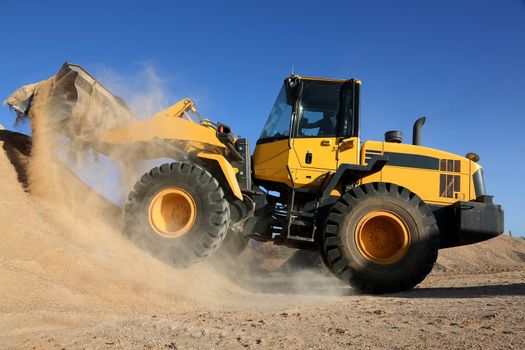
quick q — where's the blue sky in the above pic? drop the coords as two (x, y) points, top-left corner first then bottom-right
(1, 0), (524, 235)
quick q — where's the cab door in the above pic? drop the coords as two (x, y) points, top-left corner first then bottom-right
(289, 79), (361, 189)
(290, 133), (338, 189)
(289, 80), (341, 189)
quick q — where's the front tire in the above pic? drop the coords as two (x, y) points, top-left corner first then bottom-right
(322, 182), (439, 294)
(124, 162), (230, 267)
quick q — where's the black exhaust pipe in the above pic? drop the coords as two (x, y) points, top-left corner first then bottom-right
(412, 117), (426, 145)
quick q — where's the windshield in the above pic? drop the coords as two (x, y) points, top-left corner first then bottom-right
(259, 84), (293, 140)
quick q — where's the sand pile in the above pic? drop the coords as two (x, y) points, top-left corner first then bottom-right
(433, 235), (525, 275)
(0, 130), (251, 325)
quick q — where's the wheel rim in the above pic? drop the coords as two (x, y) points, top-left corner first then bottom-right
(355, 210), (411, 265)
(148, 188), (197, 238)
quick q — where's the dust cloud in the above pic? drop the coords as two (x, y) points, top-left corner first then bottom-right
(94, 65), (173, 120)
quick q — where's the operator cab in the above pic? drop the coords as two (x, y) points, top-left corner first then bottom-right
(253, 75), (361, 191)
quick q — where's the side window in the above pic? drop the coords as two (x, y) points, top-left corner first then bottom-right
(297, 81), (340, 138)
(299, 109), (337, 137)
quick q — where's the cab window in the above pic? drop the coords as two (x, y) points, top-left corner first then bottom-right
(297, 81), (341, 138)
(259, 85), (293, 141)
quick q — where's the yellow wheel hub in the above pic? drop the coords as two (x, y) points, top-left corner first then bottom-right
(148, 188), (197, 238)
(355, 210), (411, 265)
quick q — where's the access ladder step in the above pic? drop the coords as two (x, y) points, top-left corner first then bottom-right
(290, 211), (316, 218)
(290, 218), (315, 227)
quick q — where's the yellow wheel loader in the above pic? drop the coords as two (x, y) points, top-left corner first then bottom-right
(6, 63), (504, 293)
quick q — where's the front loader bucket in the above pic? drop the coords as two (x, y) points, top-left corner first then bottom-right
(4, 63), (136, 144)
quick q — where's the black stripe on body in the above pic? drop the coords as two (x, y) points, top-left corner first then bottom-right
(383, 152), (440, 170)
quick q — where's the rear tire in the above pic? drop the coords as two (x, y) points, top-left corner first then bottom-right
(124, 162), (230, 267)
(321, 182), (439, 294)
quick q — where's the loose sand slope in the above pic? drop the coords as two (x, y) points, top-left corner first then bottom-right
(1, 132), (524, 349)
(0, 131), (250, 333)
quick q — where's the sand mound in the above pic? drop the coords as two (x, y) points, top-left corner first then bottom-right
(0, 136), (160, 315)
(0, 131), (249, 323)
(433, 235), (525, 275)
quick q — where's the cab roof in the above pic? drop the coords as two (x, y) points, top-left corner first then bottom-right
(286, 75), (360, 84)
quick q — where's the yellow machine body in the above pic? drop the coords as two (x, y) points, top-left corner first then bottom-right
(253, 137), (478, 206)
(251, 74), (485, 210)
(359, 141), (479, 205)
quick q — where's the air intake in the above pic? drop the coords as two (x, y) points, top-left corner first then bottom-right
(385, 130), (403, 143)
